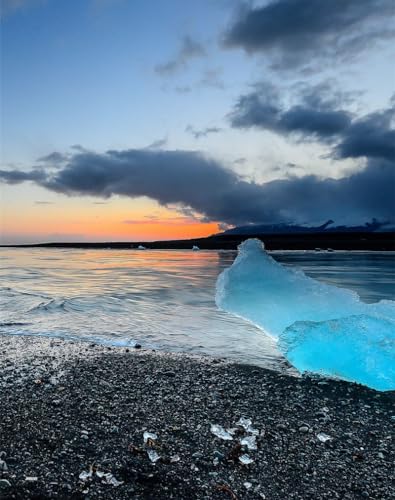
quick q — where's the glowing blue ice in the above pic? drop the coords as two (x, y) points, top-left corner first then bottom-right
(216, 239), (395, 391)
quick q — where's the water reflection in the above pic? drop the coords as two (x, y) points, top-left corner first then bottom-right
(0, 247), (393, 370)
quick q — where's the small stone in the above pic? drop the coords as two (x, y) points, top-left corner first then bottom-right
(213, 450), (225, 461)
(25, 477), (38, 482)
(378, 452), (385, 459)
(134, 343), (142, 349)
(163, 370), (176, 377)
(299, 426), (309, 433)
(0, 479), (11, 489)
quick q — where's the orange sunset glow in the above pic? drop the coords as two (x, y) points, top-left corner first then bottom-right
(0, 185), (221, 243)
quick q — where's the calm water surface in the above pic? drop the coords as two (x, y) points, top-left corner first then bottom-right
(1, 248), (394, 369)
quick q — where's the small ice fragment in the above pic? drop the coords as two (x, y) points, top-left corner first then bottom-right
(226, 427), (238, 435)
(25, 477), (38, 482)
(240, 435), (257, 450)
(244, 482), (252, 489)
(143, 431), (158, 443)
(210, 424), (233, 441)
(170, 454), (180, 463)
(317, 432), (332, 443)
(104, 473), (123, 487)
(96, 471), (123, 486)
(79, 471), (92, 481)
(236, 417), (259, 435)
(239, 454), (254, 465)
(147, 449), (160, 463)
(192, 245), (200, 251)
(237, 417), (252, 429)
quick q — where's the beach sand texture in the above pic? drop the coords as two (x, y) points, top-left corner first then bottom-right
(0, 335), (394, 499)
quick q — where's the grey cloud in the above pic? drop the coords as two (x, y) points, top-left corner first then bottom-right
(155, 36), (206, 76)
(230, 83), (352, 140)
(224, 0), (395, 69)
(34, 200), (54, 205)
(335, 108), (395, 162)
(37, 151), (68, 165)
(144, 137), (167, 150)
(231, 85), (395, 163)
(0, 168), (46, 184)
(0, 147), (393, 225)
(185, 125), (222, 139)
(199, 69), (225, 89)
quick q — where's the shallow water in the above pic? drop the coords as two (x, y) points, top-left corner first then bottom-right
(1, 247), (394, 370)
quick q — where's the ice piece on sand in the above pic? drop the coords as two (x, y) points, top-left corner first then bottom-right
(79, 470), (93, 481)
(236, 417), (259, 435)
(96, 471), (123, 486)
(137, 245), (146, 250)
(239, 454), (254, 465)
(216, 238), (395, 391)
(192, 245), (200, 251)
(317, 433), (332, 443)
(143, 431), (158, 443)
(280, 315), (395, 392)
(147, 449), (161, 463)
(170, 454), (180, 463)
(211, 424), (233, 440)
(240, 435), (257, 450)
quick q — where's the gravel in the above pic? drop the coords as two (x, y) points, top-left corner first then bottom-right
(0, 334), (394, 499)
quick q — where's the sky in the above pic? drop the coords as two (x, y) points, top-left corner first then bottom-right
(0, 0), (394, 243)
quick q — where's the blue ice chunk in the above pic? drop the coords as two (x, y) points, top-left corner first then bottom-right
(279, 315), (395, 391)
(216, 239), (395, 390)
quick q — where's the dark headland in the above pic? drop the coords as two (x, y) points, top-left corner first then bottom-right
(1, 231), (395, 251)
(0, 336), (394, 500)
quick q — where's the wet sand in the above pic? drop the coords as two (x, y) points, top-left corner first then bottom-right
(0, 335), (394, 499)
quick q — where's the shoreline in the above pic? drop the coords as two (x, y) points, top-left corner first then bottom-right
(0, 335), (394, 499)
(1, 230), (394, 251)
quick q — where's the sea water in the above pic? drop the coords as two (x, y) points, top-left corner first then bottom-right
(1, 246), (394, 385)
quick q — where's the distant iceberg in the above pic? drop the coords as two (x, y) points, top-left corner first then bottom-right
(216, 239), (395, 391)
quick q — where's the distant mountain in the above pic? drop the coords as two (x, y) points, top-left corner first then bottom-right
(221, 219), (392, 235)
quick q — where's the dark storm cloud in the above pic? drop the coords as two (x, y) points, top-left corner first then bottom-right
(1, 147), (394, 225)
(155, 36), (206, 76)
(230, 85), (395, 162)
(335, 108), (395, 162)
(230, 83), (352, 140)
(185, 125), (222, 139)
(0, 168), (46, 184)
(224, 0), (395, 69)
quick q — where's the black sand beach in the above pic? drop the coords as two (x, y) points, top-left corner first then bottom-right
(0, 335), (394, 499)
